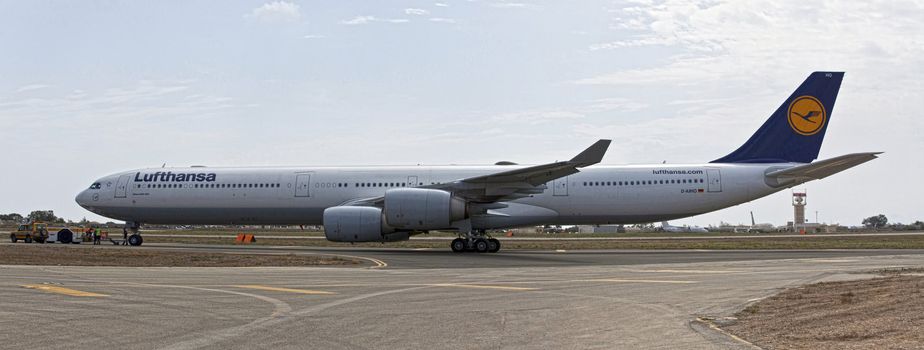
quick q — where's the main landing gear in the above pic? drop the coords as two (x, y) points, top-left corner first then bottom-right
(125, 222), (143, 247)
(451, 230), (501, 253)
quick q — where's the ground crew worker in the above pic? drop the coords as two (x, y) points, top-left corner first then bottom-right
(93, 227), (101, 245)
(85, 227), (93, 242)
(122, 227), (129, 246)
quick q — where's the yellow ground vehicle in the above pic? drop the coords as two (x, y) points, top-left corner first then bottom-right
(10, 222), (49, 243)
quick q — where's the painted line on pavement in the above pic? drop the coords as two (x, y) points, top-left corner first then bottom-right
(21, 284), (108, 297)
(581, 279), (698, 284)
(625, 269), (739, 274)
(431, 283), (538, 291)
(234, 285), (336, 295)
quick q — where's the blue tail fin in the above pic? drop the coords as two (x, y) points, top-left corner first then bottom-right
(712, 72), (844, 164)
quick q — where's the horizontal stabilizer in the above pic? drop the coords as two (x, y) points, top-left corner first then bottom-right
(765, 152), (881, 187)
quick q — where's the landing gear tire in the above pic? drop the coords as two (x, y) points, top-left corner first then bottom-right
(128, 234), (143, 246)
(474, 238), (489, 253)
(451, 238), (466, 253)
(487, 238), (501, 253)
(10, 234), (16, 243)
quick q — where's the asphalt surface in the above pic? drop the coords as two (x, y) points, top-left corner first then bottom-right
(146, 243), (924, 269)
(142, 231), (924, 240)
(2, 246), (923, 349)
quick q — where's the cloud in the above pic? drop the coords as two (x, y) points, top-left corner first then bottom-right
(303, 34), (326, 39)
(15, 84), (51, 93)
(489, 109), (584, 125)
(247, 1), (301, 23)
(429, 17), (457, 23)
(0, 80), (236, 131)
(341, 16), (375, 25)
(341, 16), (409, 25)
(434, 3), (450, 7)
(581, 0), (924, 86)
(491, 2), (527, 8)
(405, 8), (430, 15)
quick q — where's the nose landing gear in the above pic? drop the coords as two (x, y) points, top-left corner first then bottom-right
(450, 230), (501, 253)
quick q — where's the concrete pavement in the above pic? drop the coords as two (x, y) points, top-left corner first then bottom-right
(2, 248), (921, 349)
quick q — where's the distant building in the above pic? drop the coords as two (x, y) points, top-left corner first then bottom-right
(576, 225), (624, 234)
(793, 190), (807, 232)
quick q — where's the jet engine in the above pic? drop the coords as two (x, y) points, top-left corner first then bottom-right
(323, 206), (408, 242)
(383, 188), (466, 230)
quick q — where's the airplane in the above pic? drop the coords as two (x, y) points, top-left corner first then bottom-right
(76, 72), (879, 253)
(746, 211), (776, 233)
(661, 221), (709, 233)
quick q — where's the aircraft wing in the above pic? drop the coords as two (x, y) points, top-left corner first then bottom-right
(765, 152), (881, 186)
(341, 139), (611, 206)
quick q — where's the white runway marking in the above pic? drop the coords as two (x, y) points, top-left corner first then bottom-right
(234, 285), (335, 295)
(431, 283), (539, 291)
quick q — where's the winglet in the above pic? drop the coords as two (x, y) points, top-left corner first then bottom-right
(569, 139), (611, 166)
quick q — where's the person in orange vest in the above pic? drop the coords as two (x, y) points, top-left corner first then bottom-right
(85, 227), (94, 242)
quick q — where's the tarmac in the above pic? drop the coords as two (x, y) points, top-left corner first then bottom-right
(2, 245), (923, 349)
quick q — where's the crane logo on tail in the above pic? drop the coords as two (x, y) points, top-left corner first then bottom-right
(787, 95), (826, 135)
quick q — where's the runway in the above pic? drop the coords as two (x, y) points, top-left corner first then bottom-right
(2, 247), (923, 349)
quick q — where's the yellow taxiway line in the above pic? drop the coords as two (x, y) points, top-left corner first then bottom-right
(21, 284), (108, 297)
(431, 283), (538, 291)
(234, 285), (336, 295)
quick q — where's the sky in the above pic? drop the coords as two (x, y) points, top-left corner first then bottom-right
(1, 0), (922, 226)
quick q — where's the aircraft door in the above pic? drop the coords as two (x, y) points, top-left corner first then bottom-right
(706, 169), (722, 192)
(407, 176), (418, 187)
(115, 174), (131, 198)
(295, 173), (311, 197)
(552, 176), (569, 196)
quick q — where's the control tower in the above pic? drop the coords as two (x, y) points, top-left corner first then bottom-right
(792, 190), (806, 232)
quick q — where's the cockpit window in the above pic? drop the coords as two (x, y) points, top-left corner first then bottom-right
(89, 182), (101, 190)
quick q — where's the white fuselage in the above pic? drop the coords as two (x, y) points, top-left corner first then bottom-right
(76, 163), (792, 229)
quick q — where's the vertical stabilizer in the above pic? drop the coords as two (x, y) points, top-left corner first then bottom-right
(712, 72), (844, 163)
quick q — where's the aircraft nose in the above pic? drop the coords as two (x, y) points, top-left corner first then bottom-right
(75, 189), (90, 208)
